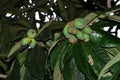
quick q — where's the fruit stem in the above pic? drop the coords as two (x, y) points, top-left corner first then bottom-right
(37, 18), (54, 36)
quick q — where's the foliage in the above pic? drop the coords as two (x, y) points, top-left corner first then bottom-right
(0, 0), (120, 80)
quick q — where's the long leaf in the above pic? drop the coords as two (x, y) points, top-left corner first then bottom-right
(63, 57), (85, 80)
(98, 53), (120, 80)
(83, 41), (110, 75)
(53, 61), (63, 80)
(50, 40), (72, 70)
(73, 41), (98, 80)
(25, 45), (46, 79)
(90, 29), (120, 47)
(8, 41), (21, 58)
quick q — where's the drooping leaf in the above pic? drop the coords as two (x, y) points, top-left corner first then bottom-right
(57, 0), (69, 21)
(17, 49), (28, 66)
(111, 62), (120, 80)
(98, 53), (120, 80)
(20, 64), (26, 80)
(53, 61), (63, 80)
(90, 29), (120, 47)
(50, 40), (72, 70)
(6, 58), (20, 80)
(63, 57), (85, 80)
(25, 45), (46, 79)
(91, 19), (120, 29)
(106, 15), (120, 23)
(8, 41), (21, 58)
(83, 41), (110, 75)
(84, 12), (97, 25)
(73, 41), (98, 80)
(48, 21), (66, 30)
(0, 26), (10, 49)
(105, 47), (120, 58)
(23, 68), (37, 80)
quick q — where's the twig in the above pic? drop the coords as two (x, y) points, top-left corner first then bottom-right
(0, 74), (7, 79)
(37, 18), (54, 36)
(107, 0), (111, 8)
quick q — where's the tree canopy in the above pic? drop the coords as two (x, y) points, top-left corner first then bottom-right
(0, 0), (120, 80)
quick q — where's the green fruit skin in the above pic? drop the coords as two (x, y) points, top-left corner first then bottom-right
(63, 24), (72, 38)
(83, 26), (92, 34)
(75, 30), (84, 40)
(83, 34), (90, 42)
(68, 35), (77, 44)
(27, 29), (37, 38)
(73, 18), (85, 29)
(21, 37), (30, 46)
(68, 26), (77, 34)
(46, 40), (53, 47)
(29, 39), (36, 48)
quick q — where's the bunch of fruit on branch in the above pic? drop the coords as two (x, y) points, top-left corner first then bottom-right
(63, 18), (93, 44)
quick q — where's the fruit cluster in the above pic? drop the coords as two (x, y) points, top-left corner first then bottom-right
(21, 29), (37, 48)
(63, 18), (92, 44)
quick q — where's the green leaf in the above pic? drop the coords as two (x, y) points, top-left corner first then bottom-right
(106, 15), (120, 23)
(48, 21), (66, 30)
(73, 41), (98, 80)
(57, 0), (69, 21)
(63, 57), (85, 80)
(83, 12), (97, 27)
(105, 48), (120, 58)
(105, 5), (120, 15)
(90, 29), (120, 47)
(17, 49), (27, 66)
(111, 62), (120, 80)
(98, 53), (120, 80)
(37, 28), (52, 41)
(35, 0), (48, 6)
(50, 41), (66, 70)
(8, 41), (21, 58)
(23, 68), (37, 80)
(20, 64), (26, 80)
(83, 41), (110, 76)
(59, 42), (73, 70)
(91, 19), (120, 29)
(6, 58), (20, 80)
(53, 61), (63, 80)
(25, 45), (46, 79)
(50, 40), (72, 70)
(0, 26), (10, 48)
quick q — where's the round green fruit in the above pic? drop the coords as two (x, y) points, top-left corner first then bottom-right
(73, 18), (85, 29)
(21, 37), (30, 46)
(27, 29), (37, 38)
(83, 34), (90, 42)
(75, 30), (84, 40)
(29, 39), (36, 48)
(83, 26), (92, 34)
(68, 26), (77, 34)
(68, 35), (77, 44)
(63, 24), (72, 38)
(46, 40), (53, 47)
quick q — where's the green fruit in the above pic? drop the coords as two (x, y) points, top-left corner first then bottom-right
(68, 26), (77, 34)
(83, 26), (92, 34)
(83, 34), (90, 42)
(73, 18), (85, 29)
(75, 30), (84, 40)
(27, 29), (37, 38)
(46, 40), (53, 47)
(29, 39), (36, 48)
(63, 24), (72, 38)
(21, 37), (30, 46)
(68, 35), (77, 44)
